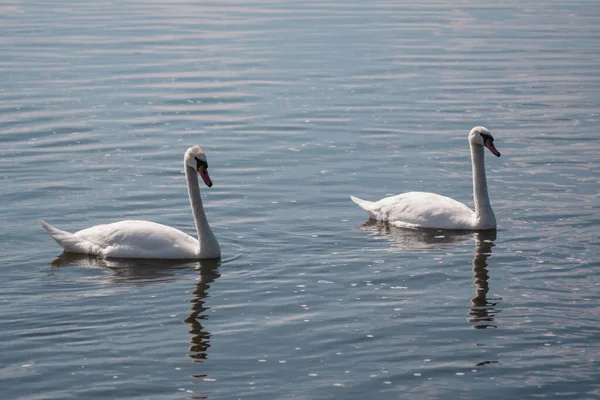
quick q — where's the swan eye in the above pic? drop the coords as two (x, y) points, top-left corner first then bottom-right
(480, 133), (493, 144)
(195, 156), (208, 170)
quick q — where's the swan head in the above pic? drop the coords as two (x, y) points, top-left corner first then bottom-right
(185, 146), (213, 187)
(469, 126), (501, 157)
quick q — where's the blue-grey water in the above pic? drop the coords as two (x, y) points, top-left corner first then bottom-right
(2, 1), (600, 399)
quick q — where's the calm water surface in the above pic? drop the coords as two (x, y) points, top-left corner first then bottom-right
(1, 0), (600, 399)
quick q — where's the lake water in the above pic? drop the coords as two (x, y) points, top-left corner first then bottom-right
(1, 0), (599, 399)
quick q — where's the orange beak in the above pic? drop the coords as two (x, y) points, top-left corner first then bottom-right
(198, 166), (213, 187)
(484, 139), (501, 157)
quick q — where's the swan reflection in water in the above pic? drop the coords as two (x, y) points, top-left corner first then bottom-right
(51, 254), (221, 361)
(184, 259), (220, 362)
(469, 230), (500, 330)
(358, 221), (501, 329)
(358, 219), (474, 250)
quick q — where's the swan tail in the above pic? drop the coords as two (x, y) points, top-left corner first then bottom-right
(39, 220), (103, 256)
(350, 195), (374, 211)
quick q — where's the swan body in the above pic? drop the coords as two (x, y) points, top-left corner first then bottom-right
(40, 146), (221, 259)
(40, 220), (205, 259)
(351, 126), (501, 230)
(351, 192), (479, 230)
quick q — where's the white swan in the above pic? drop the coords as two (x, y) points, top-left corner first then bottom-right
(40, 146), (221, 259)
(351, 126), (501, 230)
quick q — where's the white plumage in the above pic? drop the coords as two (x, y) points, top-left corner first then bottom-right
(40, 146), (221, 259)
(351, 126), (501, 230)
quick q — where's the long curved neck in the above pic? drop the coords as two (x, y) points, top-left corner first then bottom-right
(185, 165), (219, 257)
(470, 143), (495, 226)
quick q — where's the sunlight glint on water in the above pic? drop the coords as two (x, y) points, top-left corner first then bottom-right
(1, 0), (599, 399)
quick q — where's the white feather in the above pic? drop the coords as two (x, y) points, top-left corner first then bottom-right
(351, 127), (501, 230)
(40, 146), (220, 259)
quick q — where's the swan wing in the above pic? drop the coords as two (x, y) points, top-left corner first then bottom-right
(353, 192), (476, 229)
(71, 220), (200, 259)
